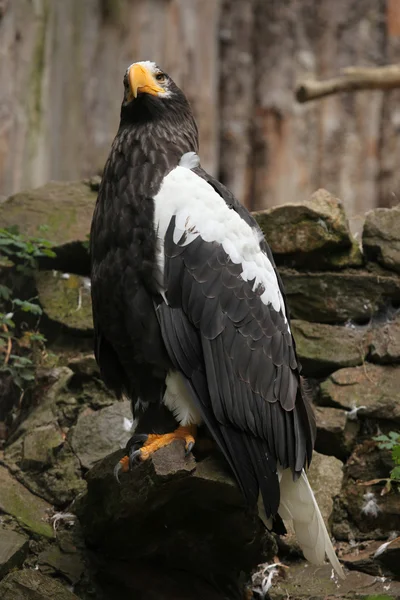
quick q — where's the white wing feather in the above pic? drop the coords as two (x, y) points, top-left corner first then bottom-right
(258, 469), (345, 579)
(279, 469), (345, 578)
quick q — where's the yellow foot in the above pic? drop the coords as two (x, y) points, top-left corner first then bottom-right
(114, 425), (196, 482)
(140, 425), (196, 460)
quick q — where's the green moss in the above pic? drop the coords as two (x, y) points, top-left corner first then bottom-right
(0, 467), (53, 539)
(36, 271), (93, 331)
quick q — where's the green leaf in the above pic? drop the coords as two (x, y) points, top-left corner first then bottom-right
(392, 445), (400, 464)
(19, 370), (35, 381)
(3, 317), (15, 328)
(390, 465), (400, 480)
(41, 248), (56, 258)
(0, 285), (11, 300)
(29, 332), (46, 342)
(389, 431), (400, 440)
(374, 434), (390, 443)
(13, 299), (43, 315)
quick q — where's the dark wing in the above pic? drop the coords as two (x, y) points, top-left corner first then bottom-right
(156, 208), (316, 518)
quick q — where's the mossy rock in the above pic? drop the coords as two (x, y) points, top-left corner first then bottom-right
(254, 188), (363, 270)
(268, 562), (400, 599)
(320, 364), (400, 424)
(363, 205), (400, 274)
(0, 180), (96, 275)
(0, 466), (53, 539)
(36, 270), (93, 334)
(291, 320), (365, 376)
(0, 569), (80, 599)
(281, 268), (400, 324)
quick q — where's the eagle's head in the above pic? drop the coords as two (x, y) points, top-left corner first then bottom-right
(121, 60), (193, 122)
(123, 61), (176, 103)
(119, 60), (198, 153)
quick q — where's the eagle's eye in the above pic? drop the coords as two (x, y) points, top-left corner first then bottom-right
(155, 73), (166, 83)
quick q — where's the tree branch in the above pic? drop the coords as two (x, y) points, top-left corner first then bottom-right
(296, 65), (400, 103)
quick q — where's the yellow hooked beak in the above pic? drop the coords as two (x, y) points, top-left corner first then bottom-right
(128, 64), (165, 99)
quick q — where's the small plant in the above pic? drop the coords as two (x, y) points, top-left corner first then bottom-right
(374, 431), (400, 489)
(0, 226), (55, 389)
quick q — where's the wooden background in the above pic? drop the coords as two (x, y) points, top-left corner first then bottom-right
(1, 0), (400, 226)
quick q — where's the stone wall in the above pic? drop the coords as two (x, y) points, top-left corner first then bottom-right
(0, 182), (400, 597)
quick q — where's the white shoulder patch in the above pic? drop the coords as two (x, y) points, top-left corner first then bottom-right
(154, 166), (287, 319)
(179, 152), (200, 170)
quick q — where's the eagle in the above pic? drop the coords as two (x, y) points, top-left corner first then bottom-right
(90, 60), (344, 578)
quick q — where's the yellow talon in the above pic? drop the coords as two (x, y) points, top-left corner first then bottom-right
(140, 424), (196, 460)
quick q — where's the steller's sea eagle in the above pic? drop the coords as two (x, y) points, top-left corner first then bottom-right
(90, 60), (344, 578)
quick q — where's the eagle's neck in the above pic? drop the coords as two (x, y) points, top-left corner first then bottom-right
(108, 106), (198, 198)
(92, 105), (198, 269)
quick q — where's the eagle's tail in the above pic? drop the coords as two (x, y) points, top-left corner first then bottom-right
(259, 468), (345, 579)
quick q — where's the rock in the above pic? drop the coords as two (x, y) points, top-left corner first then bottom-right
(376, 536), (400, 580)
(0, 569), (80, 599)
(332, 441), (400, 540)
(22, 424), (64, 470)
(0, 466), (53, 538)
(267, 562), (400, 599)
(341, 537), (400, 580)
(67, 354), (100, 379)
(320, 364), (400, 424)
(36, 271), (93, 336)
(0, 180), (95, 275)
(363, 205), (400, 274)
(254, 189), (362, 270)
(70, 400), (133, 470)
(4, 366), (116, 506)
(281, 268), (400, 324)
(366, 313), (400, 364)
(0, 528), (29, 577)
(291, 320), (364, 377)
(314, 406), (359, 461)
(76, 442), (275, 598)
(307, 452), (344, 526)
(38, 545), (84, 585)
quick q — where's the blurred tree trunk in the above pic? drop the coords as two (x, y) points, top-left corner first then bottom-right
(1, 0), (400, 226)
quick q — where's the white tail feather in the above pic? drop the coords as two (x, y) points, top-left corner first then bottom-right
(259, 469), (345, 579)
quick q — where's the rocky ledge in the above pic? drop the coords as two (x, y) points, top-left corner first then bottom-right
(0, 180), (400, 599)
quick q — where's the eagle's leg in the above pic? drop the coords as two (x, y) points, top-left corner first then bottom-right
(134, 424), (196, 460)
(114, 425), (197, 481)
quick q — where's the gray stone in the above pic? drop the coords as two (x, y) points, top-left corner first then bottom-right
(341, 537), (400, 580)
(38, 545), (84, 585)
(314, 406), (359, 461)
(0, 528), (29, 578)
(320, 364), (400, 424)
(366, 313), (400, 364)
(268, 562), (400, 599)
(281, 268), (400, 323)
(22, 424), (64, 469)
(4, 368), (87, 507)
(0, 569), (80, 600)
(67, 354), (100, 378)
(332, 441), (400, 541)
(307, 452), (344, 527)
(363, 204), (400, 274)
(70, 400), (133, 469)
(254, 189), (362, 270)
(0, 466), (53, 538)
(291, 320), (365, 377)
